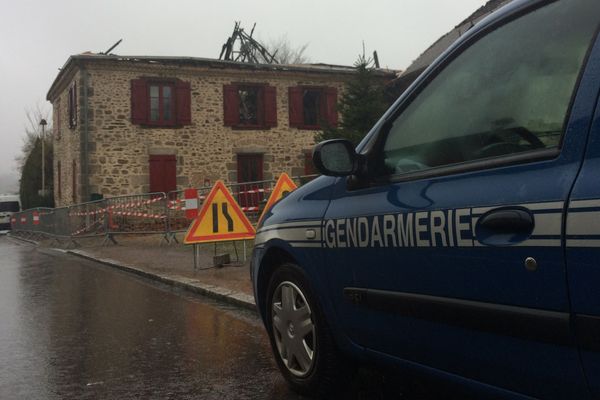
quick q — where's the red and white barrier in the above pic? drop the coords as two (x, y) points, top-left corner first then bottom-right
(33, 211), (40, 225)
(69, 196), (165, 217)
(71, 218), (104, 236)
(184, 188), (198, 219)
(168, 195), (207, 211)
(110, 211), (166, 220)
(233, 187), (270, 196)
(167, 199), (184, 210)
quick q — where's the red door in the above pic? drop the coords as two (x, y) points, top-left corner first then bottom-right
(149, 155), (177, 194)
(237, 154), (263, 209)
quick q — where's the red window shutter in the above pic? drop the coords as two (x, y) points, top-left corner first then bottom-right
(68, 88), (72, 127)
(131, 79), (148, 124)
(72, 160), (77, 203)
(175, 80), (192, 126)
(55, 101), (61, 139)
(288, 87), (303, 127)
(74, 83), (77, 125)
(69, 82), (77, 128)
(57, 161), (62, 199)
(263, 85), (277, 127)
(223, 84), (239, 126)
(164, 156), (177, 193)
(68, 84), (77, 128)
(324, 87), (338, 127)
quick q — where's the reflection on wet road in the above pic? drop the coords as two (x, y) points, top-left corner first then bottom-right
(0, 237), (303, 399)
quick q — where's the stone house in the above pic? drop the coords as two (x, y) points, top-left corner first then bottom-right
(47, 54), (395, 206)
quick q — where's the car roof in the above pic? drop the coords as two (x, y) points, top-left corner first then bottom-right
(0, 195), (20, 202)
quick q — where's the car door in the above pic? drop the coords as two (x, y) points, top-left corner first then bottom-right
(323, 0), (600, 398)
(566, 79), (600, 398)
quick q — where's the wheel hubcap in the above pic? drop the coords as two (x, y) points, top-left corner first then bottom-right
(271, 281), (316, 377)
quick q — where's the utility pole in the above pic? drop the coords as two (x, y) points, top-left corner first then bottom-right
(39, 119), (47, 197)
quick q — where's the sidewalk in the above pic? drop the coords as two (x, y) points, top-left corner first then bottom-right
(13, 233), (257, 311)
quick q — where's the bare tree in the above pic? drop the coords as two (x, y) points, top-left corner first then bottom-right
(16, 104), (51, 172)
(266, 35), (310, 64)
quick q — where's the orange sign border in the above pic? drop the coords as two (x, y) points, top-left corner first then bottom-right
(258, 173), (298, 224)
(184, 180), (256, 244)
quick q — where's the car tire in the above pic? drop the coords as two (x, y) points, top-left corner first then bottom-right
(265, 262), (353, 398)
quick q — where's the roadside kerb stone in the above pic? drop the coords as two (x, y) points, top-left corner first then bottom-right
(7, 234), (256, 312)
(67, 249), (257, 311)
(8, 234), (39, 246)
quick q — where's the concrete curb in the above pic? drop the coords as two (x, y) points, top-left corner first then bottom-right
(7, 233), (257, 312)
(67, 249), (257, 312)
(7, 233), (40, 246)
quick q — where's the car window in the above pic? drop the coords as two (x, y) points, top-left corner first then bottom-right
(0, 202), (20, 212)
(381, 0), (599, 176)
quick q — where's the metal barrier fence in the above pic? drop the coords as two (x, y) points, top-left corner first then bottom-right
(69, 199), (107, 239)
(10, 174), (317, 244)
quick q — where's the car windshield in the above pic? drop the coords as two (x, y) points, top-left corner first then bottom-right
(382, 0), (600, 175)
(0, 202), (20, 212)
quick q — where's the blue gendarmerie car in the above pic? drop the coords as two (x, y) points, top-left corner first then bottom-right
(251, 0), (600, 398)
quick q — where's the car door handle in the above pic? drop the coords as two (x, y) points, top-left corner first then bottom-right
(475, 207), (534, 246)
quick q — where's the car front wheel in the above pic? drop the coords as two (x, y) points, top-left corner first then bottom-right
(265, 262), (352, 398)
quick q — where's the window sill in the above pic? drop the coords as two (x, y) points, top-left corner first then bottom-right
(139, 123), (182, 129)
(295, 125), (324, 130)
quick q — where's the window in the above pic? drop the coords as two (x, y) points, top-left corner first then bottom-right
(223, 84), (277, 129)
(379, 0), (599, 177)
(68, 82), (77, 128)
(149, 84), (174, 124)
(131, 79), (191, 127)
(239, 86), (262, 125)
(149, 155), (177, 194)
(302, 89), (321, 126)
(289, 86), (337, 129)
(237, 154), (264, 208)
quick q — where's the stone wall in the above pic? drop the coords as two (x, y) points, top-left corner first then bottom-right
(53, 61), (353, 205)
(52, 70), (82, 208)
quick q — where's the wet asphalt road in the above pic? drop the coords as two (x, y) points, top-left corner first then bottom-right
(0, 237), (443, 400)
(0, 237), (305, 400)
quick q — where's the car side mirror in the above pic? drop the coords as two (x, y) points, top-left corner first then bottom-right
(313, 139), (358, 177)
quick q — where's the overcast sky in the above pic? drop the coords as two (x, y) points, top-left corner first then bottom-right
(0, 0), (487, 193)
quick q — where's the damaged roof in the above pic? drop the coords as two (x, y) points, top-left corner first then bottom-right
(47, 53), (399, 100)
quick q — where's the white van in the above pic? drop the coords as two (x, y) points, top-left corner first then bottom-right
(0, 194), (21, 230)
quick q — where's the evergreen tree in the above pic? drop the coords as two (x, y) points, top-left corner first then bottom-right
(19, 137), (54, 209)
(316, 54), (388, 146)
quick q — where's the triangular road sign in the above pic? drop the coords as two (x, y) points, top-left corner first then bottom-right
(258, 173), (298, 224)
(184, 180), (256, 244)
